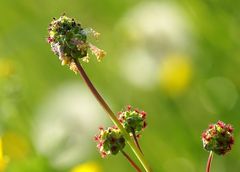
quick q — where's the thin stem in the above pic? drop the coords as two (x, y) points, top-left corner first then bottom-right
(206, 151), (213, 172)
(132, 129), (143, 154)
(121, 150), (142, 172)
(73, 59), (151, 172)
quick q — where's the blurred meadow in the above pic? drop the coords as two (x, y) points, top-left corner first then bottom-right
(0, 0), (240, 172)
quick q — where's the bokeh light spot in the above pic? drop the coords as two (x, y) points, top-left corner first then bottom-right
(199, 77), (238, 114)
(159, 54), (192, 96)
(70, 162), (101, 172)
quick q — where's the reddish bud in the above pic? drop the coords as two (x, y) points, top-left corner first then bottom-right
(217, 121), (225, 128)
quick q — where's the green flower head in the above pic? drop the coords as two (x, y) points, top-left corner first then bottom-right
(94, 126), (125, 158)
(202, 121), (234, 155)
(118, 105), (147, 137)
(47, 14), (106, 72)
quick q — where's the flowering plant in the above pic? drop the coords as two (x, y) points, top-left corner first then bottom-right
(202, 121), (234, 172)
(47, 15), (151, 172)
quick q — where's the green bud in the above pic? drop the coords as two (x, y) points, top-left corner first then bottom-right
(118, 105), (147, 136)
(94, 126), (125, 158)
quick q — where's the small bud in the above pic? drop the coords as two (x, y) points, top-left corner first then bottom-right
(127, 105), (131, 111)
(202, 120), (234, 155)
(94, 126), (125, 158)
(118, 105), (147, 136)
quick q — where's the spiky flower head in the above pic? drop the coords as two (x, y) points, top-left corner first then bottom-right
(94, 126), (125, 158)
(47, 15), (106, 72)
(202, 120), (234, 155)
(118, 105), (147, 137)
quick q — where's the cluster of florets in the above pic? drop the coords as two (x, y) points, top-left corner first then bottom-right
(94, 126), (125, 158)
(118, 105), (147, 137)
(202, 121), (234, 155)
(47, 15), (106, 72)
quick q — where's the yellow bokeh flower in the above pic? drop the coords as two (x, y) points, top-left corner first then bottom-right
(159, 54), (192, 96)
(2, 132), (29, 160)
(70, 162), (101, 172)
(0, 138), (7, 172)
(0, 59), (14, 78)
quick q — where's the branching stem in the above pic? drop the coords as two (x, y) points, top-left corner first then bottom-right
(132, 128), (143, 154)
(73, 59), (151, 172)
(121, 150), (142, 172)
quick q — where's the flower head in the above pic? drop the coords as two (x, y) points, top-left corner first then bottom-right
(118, 105), (147, 137)
(94, 126), (125, 158)
(47, 15), (106, 72)
(202, 120), (234, 155)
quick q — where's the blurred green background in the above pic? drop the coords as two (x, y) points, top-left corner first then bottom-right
(0, 0), (240, 172)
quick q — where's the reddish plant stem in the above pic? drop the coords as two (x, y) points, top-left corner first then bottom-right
(73, 59), (114, 118)
(206, 151), (213, 172)
(132, 129), (143, 154)
(73, 59), (151, 172)
(121, 150), (142, 172)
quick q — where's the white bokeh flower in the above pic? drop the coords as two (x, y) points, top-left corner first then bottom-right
(32, 82), (108, 169)
(117, 2), (193, 89)
(119, 48), (158, 89)
(118, 2), (192, 53)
